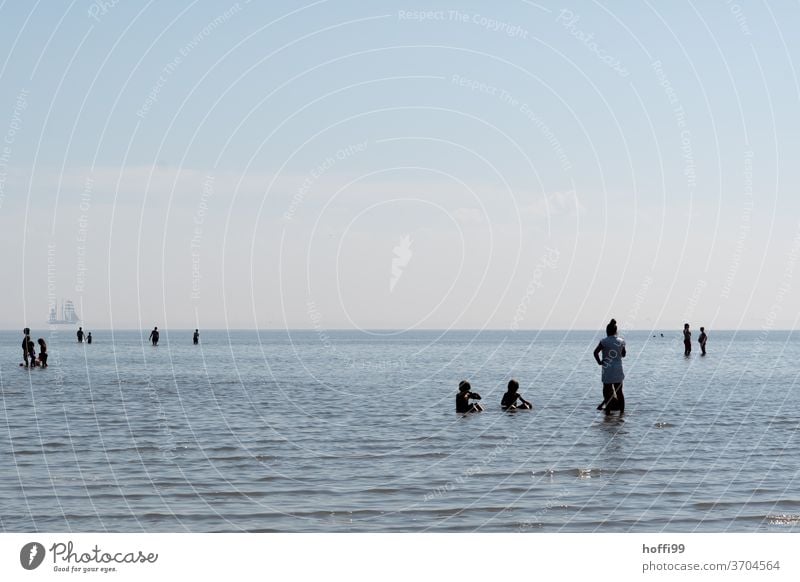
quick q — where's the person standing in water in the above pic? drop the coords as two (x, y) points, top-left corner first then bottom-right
(193, 329), (199, 345)
(683, 323), (691, 356)
(87, 332), (92, 344)
(149, 326), (160, 346)
(77, 327), (84, 343)
(22, 328), (30, 367)
(593, 318), (626, 415)
(698, 326), (707, 356)
(37, 338), (48, 367)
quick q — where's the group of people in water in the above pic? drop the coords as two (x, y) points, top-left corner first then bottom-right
(455, 379), (533, 413)
(76, 327), (93, 344)
(20, 328), (48, 368)
(20, 326), (202, 368)
(683, 323), (708, 356)
(20, 326), (93, 368)
(456, 319), (709, 416)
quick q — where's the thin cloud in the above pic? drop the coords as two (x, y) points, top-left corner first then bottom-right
(522, 190), (586, 219)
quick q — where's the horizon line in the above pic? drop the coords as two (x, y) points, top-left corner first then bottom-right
(3, 327), (795, 333)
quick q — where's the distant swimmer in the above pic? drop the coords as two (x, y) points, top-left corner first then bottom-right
(193, 329), (199, 345)
(501, 379), (532, 410)
(593, 318), (626, 416)
(149, 326), (160, 346)
(698, 326), (707, 356)
(37, 338), (48, 367)
(87, 332), (92, 344)
(683, 323), (691, 356)
(456, 380), (483, 413)
(77, 327), (84, 343)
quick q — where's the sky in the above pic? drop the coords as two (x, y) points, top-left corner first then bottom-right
(1, 0), (800, 331)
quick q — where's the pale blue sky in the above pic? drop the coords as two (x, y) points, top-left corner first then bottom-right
(1, 1), (799, 330)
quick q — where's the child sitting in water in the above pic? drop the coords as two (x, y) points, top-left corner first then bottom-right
(456, 380), (483, 413)
(501, 379), (532, 410)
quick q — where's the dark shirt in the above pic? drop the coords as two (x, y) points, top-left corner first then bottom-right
(501, 392), (520, 408)
(456, 391), (479, 413)
(698, 332), (707, 344)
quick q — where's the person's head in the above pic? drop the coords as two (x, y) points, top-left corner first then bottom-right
(459, 380), (471, 393)
(700, 326), (704, 332)
(154, 326), (158, 330)
(195, 329), (198, 333)
(78, 326), (82, 331)
(684, 323), (689, 329)
(606, 318), (617, 336)
(507, 379), (519, 393)
(38, 338), (45, 346)
(23, 327), (30, 335)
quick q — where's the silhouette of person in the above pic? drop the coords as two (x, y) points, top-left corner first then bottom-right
(683, 323), (691, 356)
(698, 326), (707, 356)
(22, 329), (30, 367)
(501, 379), (532, 410)
(456, 380), (483, 413)
(193, 329), (199, 345)
(593, 318), (626, 415)
(149, 326), (160, 346)
(87, 332), (92, 344)
(26, 336), (37, 366)
(77, 327), (84, 343)
(37, 338), (48, 367)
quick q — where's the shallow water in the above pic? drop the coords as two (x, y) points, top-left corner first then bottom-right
(1, 329), (799, 532)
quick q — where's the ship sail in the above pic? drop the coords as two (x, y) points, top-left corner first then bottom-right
(47, 299), (80, 324)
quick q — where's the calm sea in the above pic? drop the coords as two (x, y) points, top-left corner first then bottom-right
(1, 329), (799, 532)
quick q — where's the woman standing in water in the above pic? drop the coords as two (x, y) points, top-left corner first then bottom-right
(593, 318), (626, 415)
(37, 338), (48, 367)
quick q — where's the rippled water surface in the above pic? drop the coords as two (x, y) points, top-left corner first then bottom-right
(2, 329), (799, 532)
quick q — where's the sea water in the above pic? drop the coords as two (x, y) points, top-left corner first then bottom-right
(1, 329), (798, 532)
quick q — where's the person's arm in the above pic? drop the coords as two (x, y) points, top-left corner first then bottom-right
(519, 395), (532, 407)
(469, 392), (481, 400)
(621, 343), (626, 358)
(593, 343), (603, 365)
